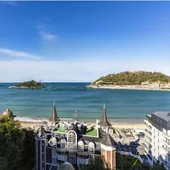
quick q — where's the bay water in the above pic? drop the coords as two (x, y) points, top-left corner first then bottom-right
(0, 83), (170, 123)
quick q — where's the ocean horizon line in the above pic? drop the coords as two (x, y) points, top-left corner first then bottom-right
(0, 82), (92, 83)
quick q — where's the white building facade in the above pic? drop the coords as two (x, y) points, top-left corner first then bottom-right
(144, 112), (170, 170)
(35, 103), (117, 170)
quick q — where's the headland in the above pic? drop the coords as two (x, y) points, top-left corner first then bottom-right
(88, 71), (170, 91)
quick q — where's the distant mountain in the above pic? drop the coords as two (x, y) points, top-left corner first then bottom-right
(91, 71), (170, 86)
(9, 80), (45, 89)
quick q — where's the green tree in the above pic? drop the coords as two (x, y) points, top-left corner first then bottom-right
(151, 161), (166, 170)
(0, 116), (35, 170)
(0, 116), (23, 170)
(81, 156), (109, 170)
(116, 153), (151, 170)
(93, 71), (170, 86)
(14, 80), (45, 88)
(20, 128), (35, 170)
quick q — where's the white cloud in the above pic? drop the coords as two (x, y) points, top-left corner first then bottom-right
(39, 31), (57, 41)
(1, 1), (17, 6)
(0, 59), (169, 82)
(35, 21), (58, 42)
(0, 48), (41, 60)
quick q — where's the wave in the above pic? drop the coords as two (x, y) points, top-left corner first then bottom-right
(14, 116), (47, 122)
(14, 116), (73, 122)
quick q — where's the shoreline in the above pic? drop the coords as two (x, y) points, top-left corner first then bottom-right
(14, 117), (144, 124)
(9, 86), (44, 89)
(87, 85), (170, 92)
(20, 121), (41, 129)
(19, 120), (145, 130)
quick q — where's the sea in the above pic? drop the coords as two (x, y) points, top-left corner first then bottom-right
(0, 82), (170, 123)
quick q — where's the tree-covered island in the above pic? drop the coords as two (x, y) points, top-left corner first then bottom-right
(88, 71), (170, 90)
(9, 80), (45, 89)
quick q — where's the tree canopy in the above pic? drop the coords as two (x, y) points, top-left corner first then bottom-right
(93, 71), (170, 86)
(81, 156), (109, 170)
(0, 116), (35, 170)
(11, 80), (45, 88)
(81, 154), (166, 170)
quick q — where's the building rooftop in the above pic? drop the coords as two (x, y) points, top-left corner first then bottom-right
(37, 125), (46, 137)
(85, 128), (97, 137)
(54, 124), (98, 137)
(55, 126), (66, 133)
(98, 104), (111, 127)
(152, 111), (170, 122)
(101, 133), (116, 147)
(49, 102), (60, 123)
(148, 111), (170, 130)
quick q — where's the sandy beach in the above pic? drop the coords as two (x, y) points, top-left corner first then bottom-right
(112, 122), (145, 129)
(19, 120), (145, 131)
(20, 121), (41, 129)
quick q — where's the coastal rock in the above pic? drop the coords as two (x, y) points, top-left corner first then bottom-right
(9, 80), (45, 89)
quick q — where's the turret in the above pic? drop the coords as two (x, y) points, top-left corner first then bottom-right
(101, 134), (116, 170)
(35, 125), (46, 170)
(49, 102), (60, 123)
(36, 125), (46, 138)
(98, 104), (111, 127)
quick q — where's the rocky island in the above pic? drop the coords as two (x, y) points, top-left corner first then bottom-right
(9, 80), (45, 89)
(87, 71), (170, 91)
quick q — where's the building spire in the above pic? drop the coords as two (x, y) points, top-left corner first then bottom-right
(103, 103), (105, 109)
(49, 102), (60, 123)
(37, 125), (46, 138)
(101, 133), (116, 147)
(98, 104), (111, 127)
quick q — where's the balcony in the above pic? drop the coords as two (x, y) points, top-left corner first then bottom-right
(77, 157), (89, 165)
(144, 123), (152, 132)
(77, 150), (90, 156)
(56, 147), (67, 152)
(161, 145), (168, 155)
(144, 146), (150, 153)
(144, 141), (152, 149)
(145, 135), (152, 143)
(145, 129), (152, 137)
(56, 153), (67, 162)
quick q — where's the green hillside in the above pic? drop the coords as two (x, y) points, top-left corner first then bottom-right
(10, 80), (45, 88)
(93, 71), (170, 86)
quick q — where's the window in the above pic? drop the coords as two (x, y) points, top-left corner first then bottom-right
(69, 154), (76, 164)
(67, 130), (77, 150)
(89, 154), (94, 160)
(52, 158), (56, 164)
(52, 148), (56, 157)
(78, 141), (84, 151)
(88, 142), (95, 153)
(67, 130), (77, 143)
(60, 139), (66, 149)
(101, 148), (105, 155)
(48, 137), (57, 147)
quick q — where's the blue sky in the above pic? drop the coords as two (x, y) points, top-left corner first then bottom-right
(0, 2), (170, 82)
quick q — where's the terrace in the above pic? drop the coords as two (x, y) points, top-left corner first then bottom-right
(54, 127), (66, 133)
(85, 128), (98, 137)
(53, 125), (98, 137)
